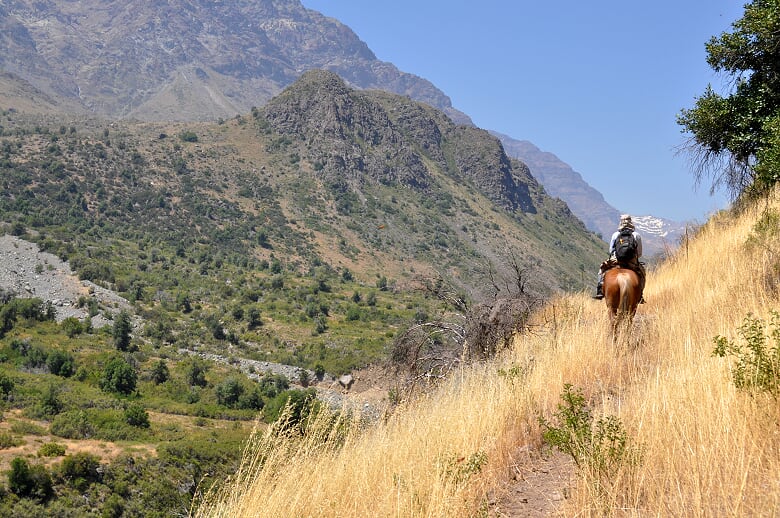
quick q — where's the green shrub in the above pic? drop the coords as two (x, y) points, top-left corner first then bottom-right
(100, 356), (137, 395)
(38, 442), (67, 457)
(539, 384), (641, 493)
(58, 452), (102, 491)
(36, 382), (63, 417)
(8, 457), (53, 501)
(150, 359), (170, 384)
(258, 372), (289, 398)
(124, 402), (150, 428)
(9, 420), (47, 436)
(0, 370), (14, 398)
(47, 349), (76, 377)
(113, 311), (133, 351)
(61, 316), (85, 337)
(713, 311), (780, 396)
(50, 410), (95, 439)
(179, 131), (198, 142)
(215, 377), (244, 408)
(0, 431), (22, 449)
(186, 359), (209, 388)
(263, 388), (320, 431)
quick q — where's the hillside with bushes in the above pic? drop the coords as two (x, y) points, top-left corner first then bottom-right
(0, 71), (605, 515)
(195, 184), (780, 517)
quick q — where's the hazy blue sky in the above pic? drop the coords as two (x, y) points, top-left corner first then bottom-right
(300, 1), (747, 223)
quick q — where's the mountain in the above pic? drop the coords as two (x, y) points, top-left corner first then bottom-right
(0, 0), (690, 259)
(0, 0), (470, 124)
(0, 71), (605, 298)
(495, 133), (689, 259)
(0, 0), (679, 247)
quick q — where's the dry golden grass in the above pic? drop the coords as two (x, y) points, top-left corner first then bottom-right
(195, 188), (780, 517)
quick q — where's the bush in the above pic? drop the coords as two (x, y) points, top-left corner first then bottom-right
(0, 431), (22, 449)
(61, 316), (85, 337)
(0, 370), (14, 398)
(215, 377), (244, 408)
(539, 384), (641, 495)
(113, 311), (133, 351)
(36, 382), (63, 417)
(179, 131), (198, 142)
(713, 311), (780, 396)
(238, 387), (264, 410)
(38, 442), (67, 457)
(263, 388), (320, 432)
(100, 356), (137, 395)
(124, 402), (150, 428)
(258, 372), (289, 398)
(8, 457), (53, 501)
(47, 349), (76, 377)
(9, 420), (46, 436)
(58, 452), (102, 491)
(50, 411), (95, 439)
(150, 359), (169, 384)
(186, 359), (209, 388)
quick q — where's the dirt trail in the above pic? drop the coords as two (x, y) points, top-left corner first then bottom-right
(490, 448), (575, 517)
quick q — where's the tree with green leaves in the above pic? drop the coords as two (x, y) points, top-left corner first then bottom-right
(150, 359), (170, 385)
(113, 310), (133, 351)
(678, 0), (780, 199)
(100, 356), (137, 395)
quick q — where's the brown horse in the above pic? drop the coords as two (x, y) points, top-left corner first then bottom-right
(603, 266), (641, 336)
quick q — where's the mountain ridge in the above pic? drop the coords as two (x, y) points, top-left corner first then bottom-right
(0, 0), (470, 123)
(0, 0), (686, 254)
(495, 132), (688, 258)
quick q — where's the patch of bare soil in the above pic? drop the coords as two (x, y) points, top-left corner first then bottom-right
(490, 446), (575, 517)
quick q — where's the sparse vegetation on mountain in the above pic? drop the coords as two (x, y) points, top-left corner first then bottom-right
(0, 68), (609, 515)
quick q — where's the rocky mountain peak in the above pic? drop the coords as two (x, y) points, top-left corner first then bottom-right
(262, 71), (539, 212)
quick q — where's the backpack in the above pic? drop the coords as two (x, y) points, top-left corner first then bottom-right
(614, 228), (637, 262)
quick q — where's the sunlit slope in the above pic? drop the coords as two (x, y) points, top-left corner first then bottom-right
(196, 188), (780, 517)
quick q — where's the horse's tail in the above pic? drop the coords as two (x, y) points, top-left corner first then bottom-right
(618, 274), (631, 314)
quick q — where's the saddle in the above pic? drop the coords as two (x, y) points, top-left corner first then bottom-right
(601, 258), (645, 280)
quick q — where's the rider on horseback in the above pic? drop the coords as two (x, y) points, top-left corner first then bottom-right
(592, 214), (646, 302)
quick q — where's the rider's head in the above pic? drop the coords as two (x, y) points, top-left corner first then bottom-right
(619, 214), (634, 231)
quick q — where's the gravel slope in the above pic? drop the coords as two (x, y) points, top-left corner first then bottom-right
(0, 234), (131, 327)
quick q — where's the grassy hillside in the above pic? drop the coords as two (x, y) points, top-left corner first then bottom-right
(196, 188), (780, 516)
(0, 75), (609, 516)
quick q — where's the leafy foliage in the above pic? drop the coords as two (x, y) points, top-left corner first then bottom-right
(678, 0), (780, 198)
(713, 311), (780, 396)
(539, 384), (642, 493)
(8, 457), (53, 501)
(100, 356), (138, 395)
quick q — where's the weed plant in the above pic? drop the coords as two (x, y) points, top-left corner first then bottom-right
(713, 311), (780, 396)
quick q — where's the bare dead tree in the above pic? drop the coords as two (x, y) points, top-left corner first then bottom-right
(388, 247), (544, 399)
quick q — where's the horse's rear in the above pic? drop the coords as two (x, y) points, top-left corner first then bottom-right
(603, 267), (641, 335)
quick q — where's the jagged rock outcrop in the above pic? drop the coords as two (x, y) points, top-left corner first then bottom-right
(262, 70), (538, 212)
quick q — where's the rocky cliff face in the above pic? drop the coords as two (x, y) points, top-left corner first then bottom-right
(262, 70), (538, 213)
(0, 0), (470, 123)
